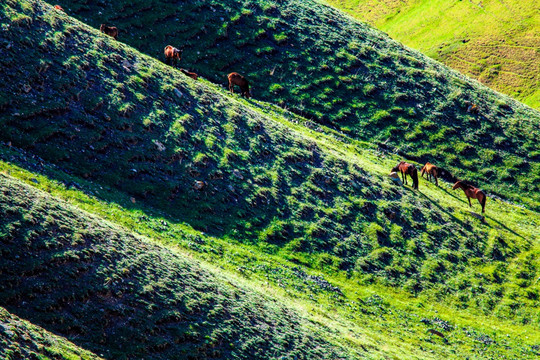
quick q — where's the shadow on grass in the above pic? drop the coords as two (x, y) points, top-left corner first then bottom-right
(416, 188), (470, 230)
(427, 183), (526, 239)
(484, 214), (526, 239)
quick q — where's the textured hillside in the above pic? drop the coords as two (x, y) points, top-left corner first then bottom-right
(326, 0), (540, 109)
(48, 0), (540, 209)
(1, 0), (540, 359)
(0, 174), (351, 359)
(1, 0), (539, 320)
(0, 307), (103, 360)
(2, 147), (540, 359)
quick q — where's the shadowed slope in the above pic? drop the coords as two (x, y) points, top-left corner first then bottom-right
(0, 307), (103, 360)
(0, 174), (351, 360)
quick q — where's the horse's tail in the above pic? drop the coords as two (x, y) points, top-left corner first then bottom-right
(420, 166), (426, 178)
(412, 168), (419, 190)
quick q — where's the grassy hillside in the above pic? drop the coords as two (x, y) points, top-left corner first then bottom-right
(45, 0), (540, 209)
(2, 134), (540, 359)
(326, 0), (540, 109)
(1, 0), (539, 308)
(1, 0), (540, 359)
(0, 174), (353, 360)
(1, 307), (103, 360)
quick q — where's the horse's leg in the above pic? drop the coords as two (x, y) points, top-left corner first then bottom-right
(434, 175), (438, 186)
(229, 83), (234, 94)
(468, 196), (472, 207)
(479, 195), (486, 213)
(165, 57), (170, 65)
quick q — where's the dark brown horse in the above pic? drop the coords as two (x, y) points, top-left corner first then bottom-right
(452, 181), (486, 213)
(228, 72), (250, 98)
(391, 161), (419, 189)
(100, 24), (118, 40)
(421, 162), (439, 186)
(164, 45), (182, 67)
(180, 69), (198, 80)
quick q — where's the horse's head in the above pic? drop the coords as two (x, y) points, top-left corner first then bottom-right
(452, 181), (462, 190)
(243, 82), (251, 98)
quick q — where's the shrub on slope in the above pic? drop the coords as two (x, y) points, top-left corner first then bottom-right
(0, 307), (103, 360)
(0, 0), (537, 315)
(0, 175), (350, 360)
(44, 0), (540, 207)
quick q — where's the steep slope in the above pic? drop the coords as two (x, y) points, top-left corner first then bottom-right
(0, 174), (351, 360)
(1, 1), (540, 358)
(326, 0), (540, 109)
(0, 0), (539, 322)
(1, 307), (103, 360)
(42, 0), (540, 209)
(2, 148), (540, 359)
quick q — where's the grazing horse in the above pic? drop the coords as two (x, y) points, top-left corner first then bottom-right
(420, 162), (439, 186)
(164, 45), (182, 67)
(452, 181), (486, 213)
(228, 72), (250, 98)
(100, 24), (118, 40)
(180, 69), (198, 80)
(54, 5), (64, 11)
(391, 161), (419, 189)
(467, 103), (479, 114)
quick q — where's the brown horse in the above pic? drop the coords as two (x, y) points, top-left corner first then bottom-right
(54, 5), (64, 11)
(467, 103), (479, 114)
(228, 72), (250, 98)
(164, 45), (182, 67)
(180, 69), (198, 80)
(391, 161), (419, 189)
(100, 24), (118, 40)
(452, 181), (486, 213)
(420, 162), (439, 186)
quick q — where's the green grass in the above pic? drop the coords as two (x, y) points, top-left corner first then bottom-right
(0, 307), (103, 360)
(1, 0), (538, 307)
(2, 129), (540, 359)
(325, 0), (540, 109)
(41, 0), (540, 211)
(0, 0), (540, 359)
(2, 140), (540, 359)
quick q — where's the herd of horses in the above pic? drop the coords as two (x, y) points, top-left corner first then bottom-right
(54, 5), (251, 97)
(162, 44), (250, 96)
(391, 161), (487, 214)
(54, 5), (484, 214)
